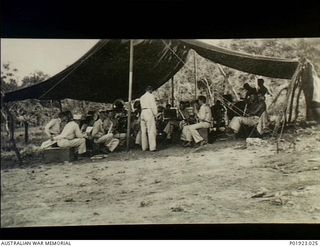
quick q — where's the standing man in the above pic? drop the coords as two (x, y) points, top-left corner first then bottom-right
(181, 96), (212, 147)
(140, 85), (158, 151)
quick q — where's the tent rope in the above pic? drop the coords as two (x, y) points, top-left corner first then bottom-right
(162, 39), (249, 117)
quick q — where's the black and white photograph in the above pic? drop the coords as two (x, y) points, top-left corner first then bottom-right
(1, 38), (320, 228)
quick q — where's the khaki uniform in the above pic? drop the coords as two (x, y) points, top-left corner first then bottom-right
(181, 104), (212, 143)
(140, 91), (158, 151)
(54, 121), (86, 154)
(92, 119), (119, 152)
(44, 118), (61, 138)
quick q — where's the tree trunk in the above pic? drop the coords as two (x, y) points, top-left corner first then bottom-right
(294, 86), (303, 122)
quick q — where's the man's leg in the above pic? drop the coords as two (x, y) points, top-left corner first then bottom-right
(181, 125), (192, 142)
(135, 130), (142, 145)
(107, 138), (120, 152)
(229, 116), (242, 134)
(58, 138), (86, 154)
(140, 119), (149, 151)
(188, 122), (210, 143)
(147, 117), (157, 151)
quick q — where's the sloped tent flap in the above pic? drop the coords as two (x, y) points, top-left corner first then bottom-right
(182, 40), (299, 79)
(3, 39), (189, 103)
(3, 39), (300, 103)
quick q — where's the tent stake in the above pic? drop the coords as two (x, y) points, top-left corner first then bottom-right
(126, 40), (134, 151)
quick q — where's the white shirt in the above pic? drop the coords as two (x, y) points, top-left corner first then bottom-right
(54, 121), (85, 140)
(197, 104), (212, 123)
(140, 91), (158, 116)
(44, 118), (61, 137)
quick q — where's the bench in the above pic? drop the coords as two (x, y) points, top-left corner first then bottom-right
(42, 147), (76, 163)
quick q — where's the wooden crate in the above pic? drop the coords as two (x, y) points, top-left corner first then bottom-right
(42, 147), (76, 163)
(198, 128), (209, 142)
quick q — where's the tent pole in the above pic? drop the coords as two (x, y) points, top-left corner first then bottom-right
(126, 40), (134, 151)
(193, 50), (197, 100)
(171, 76), (174, 106)
(217, 64), (240, 101)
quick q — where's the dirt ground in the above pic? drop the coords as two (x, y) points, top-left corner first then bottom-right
(1, 126), (320, 227)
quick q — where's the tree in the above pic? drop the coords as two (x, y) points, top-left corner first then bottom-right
(21, 71), (50, 88)
(1, 63), (19, 92)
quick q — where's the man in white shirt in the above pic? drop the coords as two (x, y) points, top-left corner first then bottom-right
(44, 112), (64, 138)
(181, 96), (212, 146)
(92, 111), (119, 152)
(53, 111), (87, 155)
(140, 85), (158, 151)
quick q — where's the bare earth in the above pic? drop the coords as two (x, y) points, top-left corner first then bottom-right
(1, 128), (320, 227)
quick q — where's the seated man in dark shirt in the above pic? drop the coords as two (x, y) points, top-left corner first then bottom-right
(257, 78), (271, 97)
(229, 94), (266, 135)
(211, 100), (226, 129)
(243, 83), (258, 101)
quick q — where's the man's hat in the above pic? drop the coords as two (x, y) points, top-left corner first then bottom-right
(73, 114), (83, 120)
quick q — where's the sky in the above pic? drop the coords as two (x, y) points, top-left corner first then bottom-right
(1, 39), (99, 83)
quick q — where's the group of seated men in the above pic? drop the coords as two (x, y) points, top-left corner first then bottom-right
(43, 108), (125, 156)
(42, 79), (270, 155)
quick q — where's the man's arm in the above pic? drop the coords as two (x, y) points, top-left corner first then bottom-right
(74, 122), (85, 138)
(44, 119), (55, 137)
(91, 121), (101, 138)
(150, 95), (158, 117)
(197, 105), (206, 121)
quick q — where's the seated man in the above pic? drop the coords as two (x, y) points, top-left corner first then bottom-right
(92, 111), (119, 153)
(44, 112), (64, 138)
(181, 96), (212, 146)
(228, 94), (266, 136)
(211, 100), (226, 130)
(53, 111), (87, 155)
(163, 101), (190, 141)
(243, 83), (258, 101)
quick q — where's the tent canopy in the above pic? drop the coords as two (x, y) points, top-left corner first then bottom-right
(3, 39), (299, 103)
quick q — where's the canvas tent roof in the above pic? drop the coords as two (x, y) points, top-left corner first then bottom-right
(3, 39), (299, 103)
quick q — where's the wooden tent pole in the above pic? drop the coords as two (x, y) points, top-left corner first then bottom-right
(171, 76), (174, 106)
(193, 50), (198, 100)
(294, 86), (303, 122)
(126, 40), (134, 151)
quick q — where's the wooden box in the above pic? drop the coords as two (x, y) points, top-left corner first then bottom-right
(42, 147), (76, 163)
(198, 128), (209, 142)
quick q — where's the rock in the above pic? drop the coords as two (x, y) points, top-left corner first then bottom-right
(85, 199), (91, 203)
(246, 138), (267, 146)
(287, 200), (294, 206)
(64, 198), (74, 202)
(251, 191), (267, 198)
(153, 179), (161, 184)
(140, 200), (152, 207)
(313, 167), (319, 170)
(251, 187), (268, 198)
(171, 206), (184, 212)
(308, 158), (320, 163)
(93, 212), (100, 216)
(271, 198), (283, 206)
